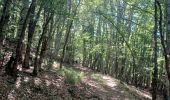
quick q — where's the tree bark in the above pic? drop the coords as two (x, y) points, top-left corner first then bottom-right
(38, 37), (48, 69)
(14, 0), (29, 64)
(165, 0), (170, 86)
(158, 0), (170, 97)
(23, 4), (42, 68)
(33, 12), (53, 76)
(11, 0), (37, 77)
(152, 0), (158, 99)
(59, 0), (80, 68)
(60, 20), (73, 68)
(39, 15), (54, 69)
(16, 0), (29, 38)
(0, 0), (12, 44)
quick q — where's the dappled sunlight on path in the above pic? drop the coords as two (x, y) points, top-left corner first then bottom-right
(74, 65), (152, 100)
(82, 73), (131, 100)
(0, 70), (71, 100)
(0, 63), (152, 100)
(102, 75), (118, 88)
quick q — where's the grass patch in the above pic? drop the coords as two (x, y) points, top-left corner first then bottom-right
(91, 73), (104, 83)
(57, 66), (84, 85)
(118, 82), (151, 100)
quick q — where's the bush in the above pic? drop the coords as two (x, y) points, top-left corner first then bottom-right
(57, 67), (84, 85)
(91, 73), (103, 83)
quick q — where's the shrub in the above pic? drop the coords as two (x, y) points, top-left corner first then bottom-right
(91, 73), (103, 83)
(57, 67), (84, 85)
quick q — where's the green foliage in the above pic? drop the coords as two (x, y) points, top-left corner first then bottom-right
(0, 0), (167, 96)
(91, 73), (104, 83)
(40, 0), (67, 14)
(57, 67), (84, 85)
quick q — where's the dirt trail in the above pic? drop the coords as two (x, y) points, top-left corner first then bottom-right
(0, 63), (153, 100)
(74, 64), (152, 100)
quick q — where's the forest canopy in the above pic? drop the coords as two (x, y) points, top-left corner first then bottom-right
(0, 0), (170, 100)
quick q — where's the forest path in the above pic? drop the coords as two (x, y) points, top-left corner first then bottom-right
(73, 64), (152, 100)
(0, 62), (153, 100)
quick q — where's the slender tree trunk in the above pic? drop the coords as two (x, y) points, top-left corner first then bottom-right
(0, 0), (12, 44)
(23, 4), (42, 68)
(54, 18), (66, 56)
(82, 39), (86, 66)
(60, 20), (73, 68)
(165, 0), (170, 91)
(0, 0), (12, 67)
(12, 0), (36, 77)
(59, 0), (80, 68)
(33, 13), (53, 76)
(152, 0), (158, 99)
(38, 16), (54, 69)
(16, 0), (29, 38)
(38, 37), (48, 68)
(15, 0), (29, 64)
(157, 0), (170, 97)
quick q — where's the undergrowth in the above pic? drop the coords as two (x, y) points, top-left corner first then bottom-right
(57, 67), (84, 85)
(91, 73), (104, 83)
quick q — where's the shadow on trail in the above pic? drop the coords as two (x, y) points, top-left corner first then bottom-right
(0, 69), (71, 100)
(74, 64), (152, 100)
(0, 63), (152, 100)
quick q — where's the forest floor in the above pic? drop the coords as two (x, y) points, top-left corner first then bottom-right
(0, 60), (155, 100)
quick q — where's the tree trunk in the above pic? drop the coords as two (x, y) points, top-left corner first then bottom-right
(38, 37), (48, 69)
(152, 0), (158, 99)
(0, 0), (12, 44)
(60, 20), (73, 68)
(23, 4), (42, 69)
(5, 53), (15, 75)
(16, 0), (29, 38)
(59, 0), (80, 68)
(14, 0), (29, 64)
(165, 0), (170, 88)
(82, 39), (86, 66)
(11, 0), (37, 77)
(54, 16), (66, 57)
(33, 12), (53, 76)
(39, 15), (54, 69)
(157, 0), (170, 97)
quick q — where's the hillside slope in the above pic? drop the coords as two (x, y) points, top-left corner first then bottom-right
(0, 62), (154, 100)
